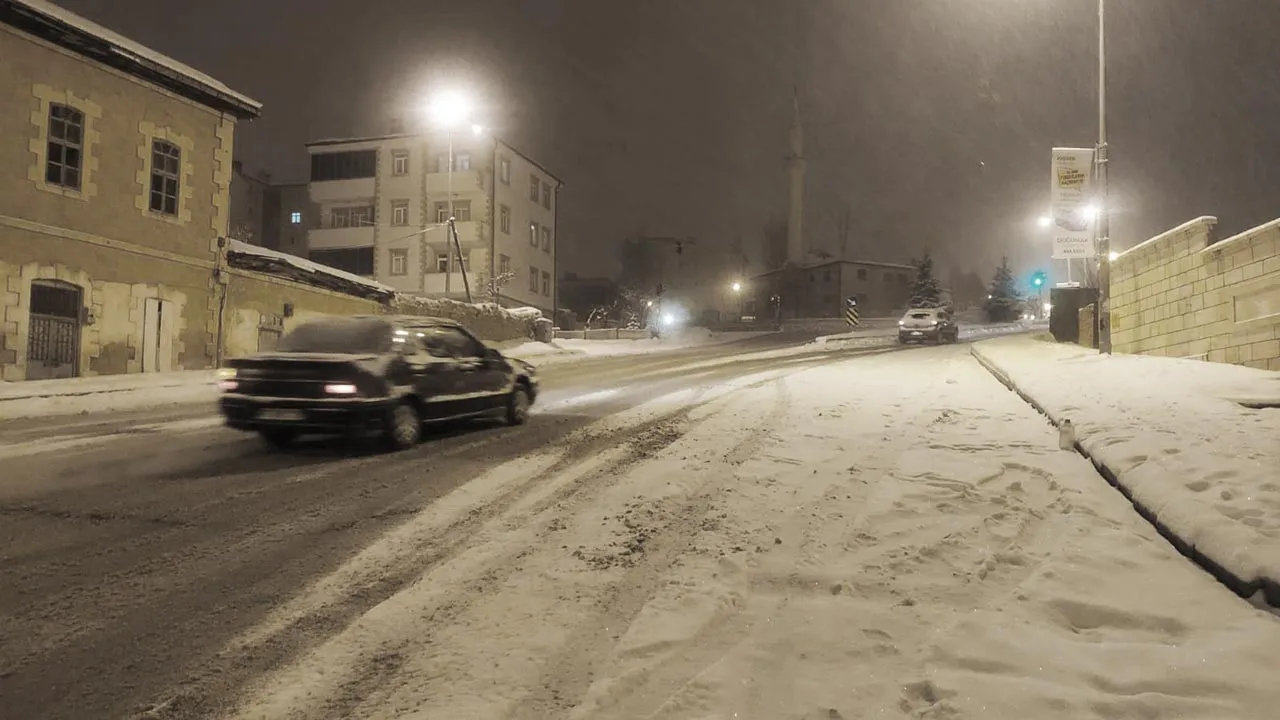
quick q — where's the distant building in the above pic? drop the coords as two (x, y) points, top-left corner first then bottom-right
(0, 0), (260, 380)
(261, 182), (313, 257)
(749, 259), (915, 319)
(304, 132), (561, 315)
(229, 163), (314, 257)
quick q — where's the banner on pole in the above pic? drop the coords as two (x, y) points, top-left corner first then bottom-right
(1050, 147), (1097, 259)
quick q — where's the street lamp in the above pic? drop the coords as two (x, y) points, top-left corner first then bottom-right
(1095, 0), (1113, 354)
(1037, 215), (1051, 228)
(425, 90), (479, 302)
(731, 281), (741, 292)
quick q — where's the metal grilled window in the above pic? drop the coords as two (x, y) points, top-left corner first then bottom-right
(45, 104), (84, 189)
(149, 140), (181, 215)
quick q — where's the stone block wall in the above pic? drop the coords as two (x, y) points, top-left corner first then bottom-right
(1110, 215), (1280, 370)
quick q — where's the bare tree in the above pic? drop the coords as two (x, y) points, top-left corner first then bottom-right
(484, 271), (516, 302)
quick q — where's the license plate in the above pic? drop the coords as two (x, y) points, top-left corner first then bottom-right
(910, 331), (923, 336)
(259, 408), (305, 421)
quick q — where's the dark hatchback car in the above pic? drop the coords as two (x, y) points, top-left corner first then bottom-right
(218, 315), (539, 451)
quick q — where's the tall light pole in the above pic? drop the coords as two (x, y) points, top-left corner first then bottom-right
(427, 90), (477, 303)
(1096, 0), (1112, 353)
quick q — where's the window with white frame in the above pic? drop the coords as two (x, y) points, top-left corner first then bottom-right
(499, 157), (511, 184)
(331, 205), (374, 228)
(529, 174), (539, 201)
(391, 150), (409, 176)
(455, 153), (471, 171)
(541, 181), (551, 209)
(499, 254), (511, 274)
(290, 211), (302, 224)
(149, 140), (181, 215)
(437, 252), (450, 273)
(529, 266), (539, 292)
(389, 248), (408, 276)
(541, 271), (550, 297)
(391, 200), (409, 226)
(499, 204), (510, 233)
(540, 225), (551, 253)
(45, 103), (84, 189)
(434, 200), (471, 223)
(529, 221), (539, 247)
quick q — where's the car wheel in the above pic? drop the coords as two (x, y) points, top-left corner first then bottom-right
(260, 428), (298, 450)
(384, 401), (422, 451)
(506, 384), (531, 426)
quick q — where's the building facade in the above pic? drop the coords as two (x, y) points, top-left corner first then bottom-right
(305, 133), (561, 315)
(750, 260), (915, 319)
(0, 0), (260, 381)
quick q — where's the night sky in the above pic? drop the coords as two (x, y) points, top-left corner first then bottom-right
(56, 0), (1280, 283)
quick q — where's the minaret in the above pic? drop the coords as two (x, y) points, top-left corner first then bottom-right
(786, 89), (806, 266)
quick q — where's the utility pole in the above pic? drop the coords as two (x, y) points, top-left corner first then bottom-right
(1095, 0), (1111, 353)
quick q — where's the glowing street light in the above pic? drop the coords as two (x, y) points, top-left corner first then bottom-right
(1108, 250), (1119, 262)
(471, 123), (484, 136)
(424, 88), (481, 302)
(1037, 215), (1052, 228)
(426, 90), (474, 129)
(731, 281), (742, 292)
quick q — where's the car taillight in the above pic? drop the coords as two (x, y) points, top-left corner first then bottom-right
(218, 380), (239, 391)
(324, 383), (359, 395)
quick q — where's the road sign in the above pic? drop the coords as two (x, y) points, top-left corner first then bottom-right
(844, 297), (860, 327)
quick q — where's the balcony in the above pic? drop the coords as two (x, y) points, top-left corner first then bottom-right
(309, 177), (376, 202)
(308, 226), (375, 250)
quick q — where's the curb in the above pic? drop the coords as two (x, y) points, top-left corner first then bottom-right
(969, 344), (1279, 609)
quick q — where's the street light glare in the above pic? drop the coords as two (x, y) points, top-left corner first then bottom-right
(1108, 250), (1119, 262)
(471, 123), (484, 136)
(1037, 215), (1051, 228)
(427, 90), (473, 128)
(731, 282), (742, 292)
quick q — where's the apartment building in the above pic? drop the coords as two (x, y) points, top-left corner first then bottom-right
(305, 132), (561, 314)
(0, 0), (260, 380)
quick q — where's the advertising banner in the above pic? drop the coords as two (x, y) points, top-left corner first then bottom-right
(1050, 147), (1096, 259)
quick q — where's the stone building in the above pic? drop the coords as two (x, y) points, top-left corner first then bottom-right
(0, 0), (261, 380)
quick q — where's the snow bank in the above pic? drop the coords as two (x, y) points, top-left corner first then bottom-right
(390, 295), (539, 342)
(224, 348), (1280, 719)
(504, 329), (771, 367)
(972, 334), (1280, 605)
(0, 370), (219, 421)
(813, 320), (1042, 348)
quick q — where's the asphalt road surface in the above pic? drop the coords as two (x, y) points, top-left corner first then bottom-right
(0, 332), (941, 720)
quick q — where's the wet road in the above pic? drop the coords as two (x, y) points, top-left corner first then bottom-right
(0, 333), (906, 719)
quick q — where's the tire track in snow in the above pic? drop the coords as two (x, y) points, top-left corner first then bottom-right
(511, 377), (793, 720)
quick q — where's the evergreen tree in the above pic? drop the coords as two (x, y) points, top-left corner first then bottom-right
(908, 251), (944, 308)
(983, 257), (1024, 322)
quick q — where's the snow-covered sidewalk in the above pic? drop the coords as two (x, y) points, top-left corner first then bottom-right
(0, 370), (221, 421)
(220, 348), (1280, 719)
(973, 334), (1280, 605)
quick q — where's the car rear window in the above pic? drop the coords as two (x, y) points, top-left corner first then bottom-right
(908, 312), (933, 319)
(277, 318), (393, 353)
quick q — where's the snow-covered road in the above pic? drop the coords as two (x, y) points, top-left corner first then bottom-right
(210, 344), (1280, 719)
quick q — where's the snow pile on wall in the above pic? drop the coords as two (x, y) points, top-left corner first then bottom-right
(390, 295), (540, 342)
(972, 334), (1280, 606)
(226, 240), (394, 301)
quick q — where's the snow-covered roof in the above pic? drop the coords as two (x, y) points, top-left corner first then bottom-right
(226, 239), (395, 300)
(3, 0), (261, 118)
